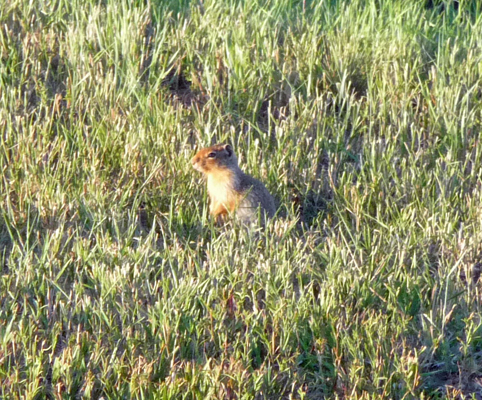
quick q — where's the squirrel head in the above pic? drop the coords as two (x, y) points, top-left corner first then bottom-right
(191, 144), (238, 174)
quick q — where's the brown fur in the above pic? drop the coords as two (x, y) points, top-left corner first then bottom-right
(191, 144), (276, 223)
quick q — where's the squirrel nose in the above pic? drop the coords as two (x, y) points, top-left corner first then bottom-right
(191, 156), (198, 165)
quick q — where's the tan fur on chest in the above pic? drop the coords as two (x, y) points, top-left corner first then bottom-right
(207, 170), (240, 215)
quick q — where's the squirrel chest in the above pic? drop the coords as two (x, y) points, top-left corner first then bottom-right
(206, 169), (240, 214)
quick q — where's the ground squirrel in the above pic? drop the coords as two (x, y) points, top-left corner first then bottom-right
(191, 144), (276, 224)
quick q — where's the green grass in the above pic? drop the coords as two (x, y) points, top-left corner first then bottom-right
(1, 0), (482, 398)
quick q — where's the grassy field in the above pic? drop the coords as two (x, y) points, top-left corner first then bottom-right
(1, 0), (482, 398)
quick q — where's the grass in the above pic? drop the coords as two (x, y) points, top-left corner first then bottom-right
(1, 0), (482, 398)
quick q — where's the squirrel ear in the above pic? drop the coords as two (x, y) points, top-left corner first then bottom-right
(224, 144), (233, 157)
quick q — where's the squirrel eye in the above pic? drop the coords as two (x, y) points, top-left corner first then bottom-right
(207, 152), (216, 158)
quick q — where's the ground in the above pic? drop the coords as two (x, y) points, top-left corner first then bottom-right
(1, 0), (482, 398)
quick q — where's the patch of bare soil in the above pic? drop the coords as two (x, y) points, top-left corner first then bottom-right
(424, 370), (482, 400)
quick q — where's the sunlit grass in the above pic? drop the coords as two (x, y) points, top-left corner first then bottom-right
(1, 0), (482, 398)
